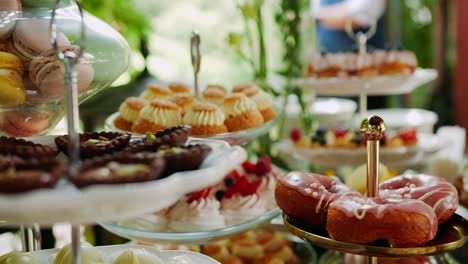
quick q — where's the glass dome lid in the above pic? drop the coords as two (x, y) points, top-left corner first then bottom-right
(0, 0), (131, 137)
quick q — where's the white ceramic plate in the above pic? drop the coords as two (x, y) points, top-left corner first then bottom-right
(0, 137), (246, 225)
(30, 245), (219, 264)
(274, 136), (442, 171)
(354, 108), (438, 134)
(294, 68), (438, 96)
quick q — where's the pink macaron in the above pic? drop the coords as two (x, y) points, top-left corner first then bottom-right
(0, 0), (21, 40)
(29, 45), (94, 98)
(8, 18), (71, 67)
(2, 109), (53, 137)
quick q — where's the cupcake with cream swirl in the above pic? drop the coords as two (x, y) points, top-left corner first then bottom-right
(131, 99), (182, 134)
(182, 102), (227, 136)
(168, 188), (225, 232)
(222, 93), (264, 132)
(114, 97), (148, 132)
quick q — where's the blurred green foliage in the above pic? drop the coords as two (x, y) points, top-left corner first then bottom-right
(81, 0), (151, 52)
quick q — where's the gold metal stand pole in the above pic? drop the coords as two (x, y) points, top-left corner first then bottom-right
(360, 115), (386, 264)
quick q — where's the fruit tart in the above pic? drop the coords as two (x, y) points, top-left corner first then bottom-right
(0, 156), (66, 193)
(71, 152), (165, 188)
(55, 131), (131, 159)
(0, 136), (59, 158)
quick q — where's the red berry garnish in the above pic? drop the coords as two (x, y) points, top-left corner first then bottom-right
(224, 177), (248, 199)
(187, 187), (212, 203)
(240, 180), (261, 196)
(399, 128), (417, 143)
(334, 129), (347, 138)
(242, 161), (256, 174)
(290, 128), (302, 142)
(255, 155), (272, 176)
(230, 169), (241, 180)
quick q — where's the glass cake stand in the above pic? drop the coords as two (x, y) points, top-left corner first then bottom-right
(99, 208), (282, 245)
(104, 108), (283, 146)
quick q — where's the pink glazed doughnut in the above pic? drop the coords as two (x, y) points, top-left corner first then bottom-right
(326, 196), (438, 247)
(379, 174), (459, 224)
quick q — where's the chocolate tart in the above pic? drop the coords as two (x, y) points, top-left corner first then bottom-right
(124, 125), (191, 153)
(55, 131), (131, 159)
(71, 152), (166, 188)
(157, 144), (212, 176)
(155, 125), (191, 147)
(0, 136), (59, 158)
(0, 157), (66, 193)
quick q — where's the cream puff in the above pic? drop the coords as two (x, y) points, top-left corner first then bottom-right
(168, 82), (192, 94)
(114, 97), (148, 131)
(168, 94), (195, 115)
(140, 84), (172, 100)
(241, 85), (277, 122)
(132, 99), (182, 134)
(182, 102), (227, 136)
(222, 93), (264, 131)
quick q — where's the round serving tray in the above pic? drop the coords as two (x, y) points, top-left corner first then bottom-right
(0, 137), (247, 226)
(100, 208), (282, 245)
(30, 245), (218, 264)
(105, 110), (283, 146)
(283, 213), (468, 257)
(294, 68), (437, 96)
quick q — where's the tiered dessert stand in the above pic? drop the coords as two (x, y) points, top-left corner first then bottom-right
(282, 116), (467, 264)
(0, 1), (245, 263)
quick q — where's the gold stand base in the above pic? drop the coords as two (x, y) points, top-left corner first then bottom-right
(283, 213), (467, 257)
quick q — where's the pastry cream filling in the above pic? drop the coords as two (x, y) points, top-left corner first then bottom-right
(183, 109), (225, 126)
(222, 97), (257, 117)
(86, 162), (149, 178)
(138, 106), (181, 127)
(119, 103), (141, 122)
(251, 91), (273, 111)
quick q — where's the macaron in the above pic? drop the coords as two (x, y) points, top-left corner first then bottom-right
(8, 19), (71, 67)
(0, 0), (21, 40)
(2, 109), (53, 137)
(29, 45), (94, 98)
(0, 51), (25, 106)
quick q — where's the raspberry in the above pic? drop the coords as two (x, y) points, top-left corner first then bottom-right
(399, 128), (417, 143)
(240, 180), (261, 196)
(187, 187), (212, 203)
(230, 169), (241, 180)
(255, 155), (272, 176)
(224, 177), (248, 199)
(334, 129), (347, 138)
(242, 161), (256, 174)
(290, 128), (302, 142)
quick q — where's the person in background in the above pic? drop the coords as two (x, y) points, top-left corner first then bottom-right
(312, 0), (388, 109)
(312, 0), (387, 52)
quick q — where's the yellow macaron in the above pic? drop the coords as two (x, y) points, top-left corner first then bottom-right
(0, 51), (24, 75)
(0, 51), (26, 107)
(0, 71), (26, 107)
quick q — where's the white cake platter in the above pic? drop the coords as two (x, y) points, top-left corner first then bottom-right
(290, 68), (437, 96)
(0, 137), (246, 226)
(29, 245), (219, 264)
